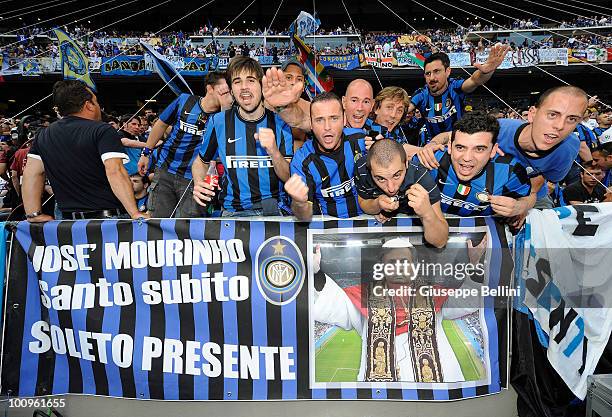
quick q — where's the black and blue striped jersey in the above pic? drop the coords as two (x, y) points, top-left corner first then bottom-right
(411, 77), (466, 138)
(199, 106), (293, 212)
(290, 129), (366, 218)
(574, 123), (599, 153)
(363, 118), (409, 144)
(355, 157), (441, 215)
(427, 150), (531, 216)
(157, 94), (213, 179)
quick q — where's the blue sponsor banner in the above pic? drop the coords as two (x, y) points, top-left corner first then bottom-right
(257, 56), (275, 65)
(1, 217), (509, 401)
(101, 56), (151, 76)
(318, 54), (360, 70)
(179, 57), (217, 76)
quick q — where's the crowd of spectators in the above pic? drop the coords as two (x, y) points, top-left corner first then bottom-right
(2, 14), (611, 60)
(0, 94), (609, 217)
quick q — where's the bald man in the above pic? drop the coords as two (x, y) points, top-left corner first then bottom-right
(355, 138), (448, 247)
(342, 79), (375, 129)
(262, 70), (375, 132)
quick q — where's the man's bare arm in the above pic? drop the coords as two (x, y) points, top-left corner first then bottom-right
(22, 157), (53, 222)
(104, 158), (145, 219)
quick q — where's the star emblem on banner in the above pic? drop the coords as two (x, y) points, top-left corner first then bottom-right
(272, 240), (286, 255)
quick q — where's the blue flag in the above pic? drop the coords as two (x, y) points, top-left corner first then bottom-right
(140, 41), (193, 96)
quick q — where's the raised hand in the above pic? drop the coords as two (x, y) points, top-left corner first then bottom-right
(474, 43), (511, 74)
(262, 67), (303, 108)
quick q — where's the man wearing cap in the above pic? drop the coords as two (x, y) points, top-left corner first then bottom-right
(313, 237), (482, 383)
(262, 60), (312, 133)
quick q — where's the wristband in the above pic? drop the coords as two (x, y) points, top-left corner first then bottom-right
(141, 147), (152, 157)
(26, 211), (42, 219)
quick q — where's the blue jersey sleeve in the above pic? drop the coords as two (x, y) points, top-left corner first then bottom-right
(159, 94), (184, 125)
(198, 114), (218, 161)
(276, 116), (294, 158)
(411, 88), (425, 110)
(357, 137), (367, 153)
(450, 78), (466, 97)
(289, 148), (315, 202)
(502, 161), (532, 199)
(548, 139), (580, 183)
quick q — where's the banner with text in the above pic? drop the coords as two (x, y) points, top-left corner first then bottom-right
(1, 217), (511, 400)
(101, 56), (152, 76)
(363, 51), (395, 68)
(318, 54), (361, 70)
(515, 204), (612, 400)
(474, 48), (539, 69)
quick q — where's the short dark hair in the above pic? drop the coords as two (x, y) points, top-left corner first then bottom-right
(367, 138), (406, 169)
(424, 52), (450, 70)
(205, 71), (226, 88)
(130, 173), (150, 185)
(451, 111), (500, 145)
(146, 114), (157, 125)
(596, 142), (612, 157)
(310, 92), (343, 115)
(226, 56), (264, 85)
(52, 80), (94, 116)
(581, 160), (601, 172)
(536, 86), (588, 108)
(120, 114), (141, 126)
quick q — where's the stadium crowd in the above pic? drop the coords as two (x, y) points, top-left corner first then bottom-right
(0, 48), (606, 230)
(2, 16), (610, 60)
(1, 15), (611, 415)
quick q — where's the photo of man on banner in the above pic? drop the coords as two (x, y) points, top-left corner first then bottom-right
(310, 229), (497, 387)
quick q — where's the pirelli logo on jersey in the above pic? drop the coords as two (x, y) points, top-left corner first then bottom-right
(179, 120), (204, 136)
(320, 178), (355, 198)
(226, 155), (274, 169)
(426, 105), (457, 123)
(441, 193), (488, 211)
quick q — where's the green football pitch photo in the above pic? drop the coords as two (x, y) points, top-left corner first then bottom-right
(314, 320), (487, 382)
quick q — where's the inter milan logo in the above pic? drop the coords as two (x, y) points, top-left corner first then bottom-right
(255, 236), (305, 305)
(60, 41), (86, 75)
(266, 260), (296, 287)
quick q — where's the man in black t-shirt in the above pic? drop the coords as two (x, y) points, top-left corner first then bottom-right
(354, 138), (448, 248)
(563, 161), (611, 205)
(22, 80), (147, 222)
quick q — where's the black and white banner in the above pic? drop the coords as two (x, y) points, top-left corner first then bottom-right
(517, 204), (612, 399)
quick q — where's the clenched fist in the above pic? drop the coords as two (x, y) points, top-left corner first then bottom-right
(377, 194), (400, 213)
(254, 127), (278, 155)
(407, 183), (433, 217)
(284, 174), (310, 203)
